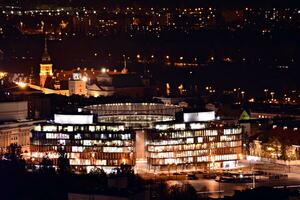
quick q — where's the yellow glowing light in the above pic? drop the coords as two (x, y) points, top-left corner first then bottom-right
(0, 72), (7, 79)
(101, 68), (106, 73)
(17, 82), (27, 88)
(249, 98), (255, 102)
(81, 76), (88, 82)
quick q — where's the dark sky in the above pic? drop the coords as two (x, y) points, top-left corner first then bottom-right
(2, 0), (300, 8)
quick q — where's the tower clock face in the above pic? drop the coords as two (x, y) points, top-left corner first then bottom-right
(73, 72), (81, 80)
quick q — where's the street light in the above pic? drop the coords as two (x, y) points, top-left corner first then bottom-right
(241, 91), (245, 99)
(270, 92), (275, 100)
(264, 89), (269, 101)
(17, 81), (27, 88)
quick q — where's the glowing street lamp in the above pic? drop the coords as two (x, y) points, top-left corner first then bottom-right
(264, 89), (268, 100)
(241, 91), (245, 99)
(81, 76), (88, 82)
(270, 92), (275, 100)
(17, 82), (27, 88)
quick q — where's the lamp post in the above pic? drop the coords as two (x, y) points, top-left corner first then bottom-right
(264, 89), (268, 101)
(241, 91), (245, 100)
(270, 92), (275, 100)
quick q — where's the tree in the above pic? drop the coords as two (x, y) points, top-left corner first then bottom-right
(89, 167), (106, 176)
(5, 143), (22, 161)
(40, 154), (55, 174)
(242, 132), (250, 155)
(2, 144), (26, 173)
(167, 184), (197, 200)
(120, 163), (134, 175)
(57, 147), (71, 174)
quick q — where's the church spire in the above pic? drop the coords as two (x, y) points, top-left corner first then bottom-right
(42, 37), (51, 63)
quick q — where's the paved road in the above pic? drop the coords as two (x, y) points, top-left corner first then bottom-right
(167, 173), (300, 198)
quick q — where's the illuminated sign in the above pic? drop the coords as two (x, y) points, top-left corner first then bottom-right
(54, 114), (93, 124)
(183, 111), (215, 122)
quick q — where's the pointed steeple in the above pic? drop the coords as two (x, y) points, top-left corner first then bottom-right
(42, 37), (51, 63)
(240, 110), (250, 120)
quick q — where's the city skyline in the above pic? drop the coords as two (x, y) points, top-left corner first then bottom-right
(0, 1), (299, 200)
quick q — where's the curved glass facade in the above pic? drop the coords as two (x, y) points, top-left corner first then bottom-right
(85, 103), (183, 129)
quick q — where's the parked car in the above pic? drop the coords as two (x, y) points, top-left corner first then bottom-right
(186, 173), (197, 180)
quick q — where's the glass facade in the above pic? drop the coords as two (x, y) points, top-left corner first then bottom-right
(30, 122), (135, 172)
(29, 111), (243, 173)
(146, 121), (242, 171)
(85, 103), (183, 129)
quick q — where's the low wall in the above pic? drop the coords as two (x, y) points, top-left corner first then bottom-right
(246, 155), (300, 166)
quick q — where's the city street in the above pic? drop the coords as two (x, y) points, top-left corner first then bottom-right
(164, 161), (300, 198)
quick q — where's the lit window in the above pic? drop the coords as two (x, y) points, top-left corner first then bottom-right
(187, 138), (194, 144)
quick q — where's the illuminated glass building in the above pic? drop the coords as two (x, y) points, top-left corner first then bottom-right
(30, 108), (242, 173)
(85, 103), (182, 129)
(30, 113), (135, 172)
(146, 111), (243, 172)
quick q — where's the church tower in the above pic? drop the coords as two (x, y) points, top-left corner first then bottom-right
(39, 37), (53, 87)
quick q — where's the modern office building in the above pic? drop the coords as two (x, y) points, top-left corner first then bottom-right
(30, 106), (242, 173)
(30, 113), (135, 172)
(145, 111), (242, 172)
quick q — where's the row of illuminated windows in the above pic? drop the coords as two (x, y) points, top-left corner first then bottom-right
(149, 154), (239, 165)
(148, 141), (241, 153)
(31, 139), (133, 147)
(70, 159), (107, 166)
(220, 135), (240, 142)
(153, 135), (241, 144)
(210, 141), (242, 148)
(71, 146), (133, 153)
(149, 150), (205, 159)
(69, 159), (126, 166)
(210, 154), (238, 161)
(148, 139), (184, 146)
(155, 123), (211, 131)
(224, 128), (242, 135)
(31, 145), (133, 154)
(148, 147), (239, 159)
(99, 115), (172, 122)
(158, 128), (240, 139)
(35, 125), (125, 132)
(148, 138), (241, 148)
(46, 133), (69, 139)
(42, 133), (132, 140)
(158, 129), (219, 138)
(151, 157), (194, 165)
(148, 142), (209, 150)
(148, 145), (209, 153)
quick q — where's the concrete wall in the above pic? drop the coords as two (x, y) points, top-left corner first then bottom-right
(0, 101), (28, 121)
(68, 193), (129, 200)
